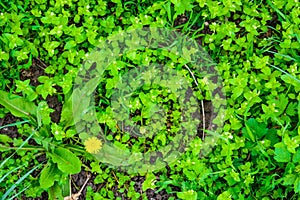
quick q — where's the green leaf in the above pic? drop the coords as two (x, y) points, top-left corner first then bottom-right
(293, 148), (300, 163)
(61, 76), (98, 128)
(0, 134), (13, 144)
(243, 122), (255, 142)
(295, 177), (300, 193)
(243, 118), (268, 142)
(49, 184), (63, 200)
(37, 101), (54, 126)
(232, 87), (243, 99)
(50, 147), (81, 174)
(60, 93), (73, 128)
(142, 172), (157, 191)
(64, 40), (77, 50)
(2, 163), (42, 200)
(264, 128), (280, 146)
(0, 144), (12, 152)
(217, 191), (232, 200)
(281, 74), (300, 89)
(61, 175), (71, 197)
(0, 90), (37, 122)
(40, 162), (60, 189)
(177, 190), (197, 200)
(283, 174), (296, 185)
(274, 142), (291, 163)
(171, 0), (194, 16)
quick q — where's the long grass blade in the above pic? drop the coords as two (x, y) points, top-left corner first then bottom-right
(7, 184), (30, 200)
(1, 163), (42, 200)
(0, 129), (36, 169)
(0, 120), (30, 130)
(0, 165), (24, 184)
(268, 64), (300, 83)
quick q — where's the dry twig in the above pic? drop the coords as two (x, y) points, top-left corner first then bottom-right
(184, 64), (206, 140)
(64, 174), (91, 200)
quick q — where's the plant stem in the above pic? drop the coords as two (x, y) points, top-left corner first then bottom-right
(0, 145), (45, 151)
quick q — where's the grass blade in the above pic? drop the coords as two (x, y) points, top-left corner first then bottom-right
(7, 184), (30, 200)
(0, 120), (30, 130)
(268, 64), (300, 84)
(0, 129), (36, 169)
(0, 165), (24, 184)
(1, 163), (42, 200)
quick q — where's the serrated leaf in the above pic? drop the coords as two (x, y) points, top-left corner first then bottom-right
(40, 162), (60, 189)
(50, 147), (81, 174)
(283, 174), (296, 185)
(0, 90), (37, 122)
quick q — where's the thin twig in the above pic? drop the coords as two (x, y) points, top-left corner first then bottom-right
(64, 174), (91, 200)
(184, 64), (206, 140)
(112, 171), (119, 184)
(78, 175), (91, 194)
(36, 57), (47, 69)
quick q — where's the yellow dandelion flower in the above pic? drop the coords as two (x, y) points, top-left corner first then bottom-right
(84, 137), (102, 154)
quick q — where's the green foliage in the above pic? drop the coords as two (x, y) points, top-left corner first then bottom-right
(39, 162), (60, 189)
(0, 90), (37, 123)
(0, 0), (300, 199)
(0, 91), (82, 198)
(49, 147), (81, 174)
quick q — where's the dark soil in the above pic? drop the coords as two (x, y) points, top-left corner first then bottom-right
(0, 113), (49, 200)
(46, 93), (63, 123)
(174, 14), (189, 26)
(20, 57), (63, 123)
(20, 57), (47, 87)
(0, 113), (20, 139)
(133, 176), (176, 200)
(71, 170), (175, 200)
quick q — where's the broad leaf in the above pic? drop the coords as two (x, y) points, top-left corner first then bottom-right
(0, 90), (37, 122)
(40, 162), (60, 189)
(50, 147), (81, 174)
